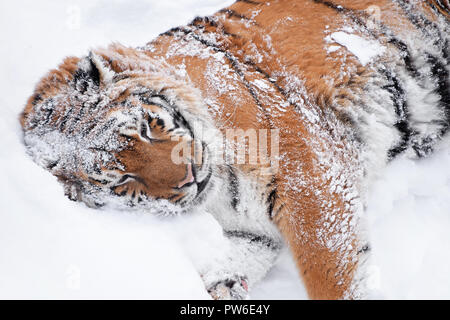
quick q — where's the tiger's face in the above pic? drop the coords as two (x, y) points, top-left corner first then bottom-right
(21, 47), (217, 212)
(96, 93), (214, 209)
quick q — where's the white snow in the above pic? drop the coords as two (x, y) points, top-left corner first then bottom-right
(326, 45), (341, 54)
(1, 0), (449, 299)
(366, 142), (450, 299)
(329, 31), (385, 65)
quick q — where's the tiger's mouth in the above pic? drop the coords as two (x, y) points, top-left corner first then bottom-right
(175, 142), (214, 207)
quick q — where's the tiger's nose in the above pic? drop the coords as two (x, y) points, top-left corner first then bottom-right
(177, 163), (195, 188)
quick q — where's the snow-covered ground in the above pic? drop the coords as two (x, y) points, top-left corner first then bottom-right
(1, 0), (449, 299)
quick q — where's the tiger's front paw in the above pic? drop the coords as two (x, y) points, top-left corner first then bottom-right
(207, 275), (249, 300)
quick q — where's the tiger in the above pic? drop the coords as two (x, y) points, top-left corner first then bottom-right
(20, 0), (449, 299)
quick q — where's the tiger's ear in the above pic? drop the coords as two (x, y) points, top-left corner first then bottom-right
(73, 52), (115, 91)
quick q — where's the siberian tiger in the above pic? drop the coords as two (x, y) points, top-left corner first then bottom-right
(20, 0), (449, 299)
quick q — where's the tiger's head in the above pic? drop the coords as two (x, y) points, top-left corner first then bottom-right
(20, 44), (218, 213)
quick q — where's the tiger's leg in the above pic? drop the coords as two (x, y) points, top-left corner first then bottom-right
(200, 230), (282, 300)
(273, 196), (370, 300)
(200, 168), (283, 299)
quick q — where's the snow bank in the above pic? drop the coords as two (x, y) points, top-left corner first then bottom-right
(367, 140), (450, 299)
(1, 0), (449, 299)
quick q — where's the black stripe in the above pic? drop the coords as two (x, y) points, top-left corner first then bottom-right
(118, 174), (149, 188)
(380, 68), (413, 159)
(43, 106), (54, 125)
(243, 60), (295, 106)
(87, 55), (101, 87)
(228, 166), (240, 211)
(189, 16), (242, 39)
(31, 93), (42, 106)
(358, 244), (371, 255)
(89, 146), (109, 153)
(148, 94), (172, 104)
(83, 122), (97, 136)
(190, 16), (218, 28)
(236, 0), (261, 4)
(312, 0), (347, 13)
(224, 230), (281, 250)
(267, 187), (277, 219)
(159, 27), (186, 37)
(171, 15), (241, 39)
(425, 53), (450, 134)
(58, 112), (70, 131)
(140, 121), (154, 142)
(90, 177), (111, 185)
(46, 161), (59, 170)
(219, 8), (253, 21)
